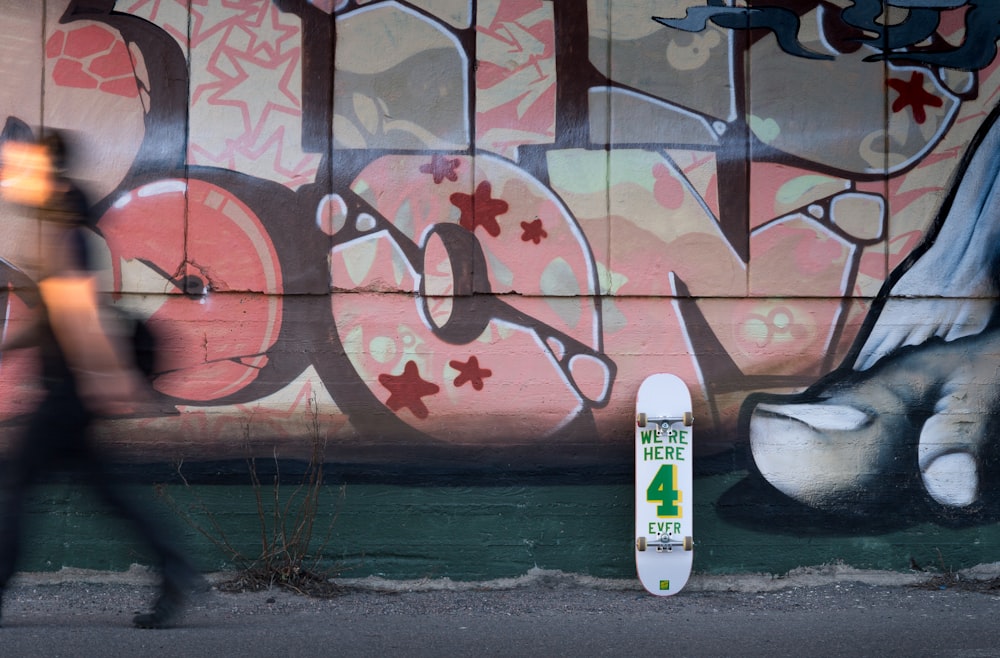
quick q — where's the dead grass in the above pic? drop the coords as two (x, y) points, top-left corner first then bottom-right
(160, 396), (347, 598)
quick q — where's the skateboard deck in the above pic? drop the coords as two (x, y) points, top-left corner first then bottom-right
(635, 373), (693, 596)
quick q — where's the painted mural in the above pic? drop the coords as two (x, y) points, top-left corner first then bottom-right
(1, 1), (999, 523)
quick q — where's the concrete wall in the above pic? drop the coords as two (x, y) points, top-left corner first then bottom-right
(2, 0), (1000, 578)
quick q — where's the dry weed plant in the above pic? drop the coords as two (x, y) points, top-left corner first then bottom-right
(159, 395), (347, 597)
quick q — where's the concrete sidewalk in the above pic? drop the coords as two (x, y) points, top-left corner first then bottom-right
(0, 566), (997, 657)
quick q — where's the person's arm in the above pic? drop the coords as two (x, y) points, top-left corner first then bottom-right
(38, 274), (141, 413)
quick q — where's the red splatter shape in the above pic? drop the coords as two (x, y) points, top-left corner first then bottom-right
(100, 78), (139, 96)
(45, 31), (65, 58)
(63, 25), (115, 59)
(653, 163), (686, 210)
(46, 25), (138, 98)
(52, 59), (98, 89)
(91, 50), (134, 78)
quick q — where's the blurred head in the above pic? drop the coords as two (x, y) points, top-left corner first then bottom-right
(0, 126), (72, 207)
(0, 140), (53, 207)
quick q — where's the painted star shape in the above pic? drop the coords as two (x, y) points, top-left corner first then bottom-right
(449, 356), (492, 391)
(520, 218), (547, 244)
(420, 154), (461, 184)
(379, 360), (440, 419)
(887, 71), (943, 125)
(450, 180), (508, 237)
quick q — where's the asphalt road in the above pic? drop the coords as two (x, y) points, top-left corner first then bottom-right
(0, 571), (997, 657)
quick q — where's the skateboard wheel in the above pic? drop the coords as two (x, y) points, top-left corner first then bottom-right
(683, 536), (693, 551)
(636, 536), (647, 552)
(636, 412), (647, 428)
(683, 412), (693, 426)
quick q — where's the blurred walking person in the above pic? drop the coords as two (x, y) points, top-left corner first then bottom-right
(0, 126), (204, 628)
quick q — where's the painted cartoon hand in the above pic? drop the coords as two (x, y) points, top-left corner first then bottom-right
(749, 327), (1000, 515)
(752, 107), (1000, 518)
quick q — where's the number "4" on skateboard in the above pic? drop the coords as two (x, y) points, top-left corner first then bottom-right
(646, 464), (682, 517)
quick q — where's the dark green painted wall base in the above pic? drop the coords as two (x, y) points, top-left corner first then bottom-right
(12, 474), (998, 580)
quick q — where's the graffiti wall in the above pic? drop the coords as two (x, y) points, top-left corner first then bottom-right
(2, 0), (1000, 531)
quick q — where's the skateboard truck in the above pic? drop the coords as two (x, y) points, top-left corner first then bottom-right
(636, 412), (694, 433)
(636, 533), (693, 553)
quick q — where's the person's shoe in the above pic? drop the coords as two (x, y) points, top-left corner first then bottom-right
(132, 582), (184, 629)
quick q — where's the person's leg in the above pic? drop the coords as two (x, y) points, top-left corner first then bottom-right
(0, 394), (79, 620)
(75, 438), (204, 628)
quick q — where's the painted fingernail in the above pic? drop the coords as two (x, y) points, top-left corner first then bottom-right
(922, 452), (977, 507)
